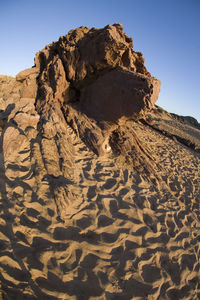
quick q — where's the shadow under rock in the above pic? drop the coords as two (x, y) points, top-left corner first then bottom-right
(0, 103), (15, 123)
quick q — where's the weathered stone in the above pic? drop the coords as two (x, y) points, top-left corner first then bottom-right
(35, 24), (160, 120)
(16, 67), (39, 82)
(16, 67), (39, 99)
(79, 68), (160, 121)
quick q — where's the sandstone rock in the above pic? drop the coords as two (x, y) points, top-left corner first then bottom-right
(16, 67), (39, 82)
(16, 67), (39, 98)
(35, 24), (160, 120)
(79, 68), (160, 121)
(0, 75), (21, 102)
(3, 126), (28, 161)
(0, 25), (161, 159)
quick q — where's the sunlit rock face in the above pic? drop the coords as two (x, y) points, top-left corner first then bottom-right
(28, 23), (161, 167)
(34, 23), (161, 121)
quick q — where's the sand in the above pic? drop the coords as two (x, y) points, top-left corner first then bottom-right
(0, 94), (200, 299)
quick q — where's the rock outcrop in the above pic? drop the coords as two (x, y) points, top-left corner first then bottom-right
(28, 23), (160, 164)
(34, 23), (160, 121)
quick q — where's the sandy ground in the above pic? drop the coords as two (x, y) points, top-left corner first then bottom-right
(0, 89), (200, 299)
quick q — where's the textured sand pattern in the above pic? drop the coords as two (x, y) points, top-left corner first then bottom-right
(0, 93), (200, 299)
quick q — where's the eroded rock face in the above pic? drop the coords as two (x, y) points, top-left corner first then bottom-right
(34, 23), (160, 120)
(16, 67), (39, 98)
(0, 25), (162, 165)
(79, 68), (160, 121)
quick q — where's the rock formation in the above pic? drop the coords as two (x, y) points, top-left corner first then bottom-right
(28, 23), (160, 175)
(0, 25), (200, 300)
(34, 23), (160, 120)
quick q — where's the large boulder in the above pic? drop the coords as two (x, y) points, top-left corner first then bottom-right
(16, 67), (39, 98)
(34, 24), (161, 120)
(79, 68), (160, 121)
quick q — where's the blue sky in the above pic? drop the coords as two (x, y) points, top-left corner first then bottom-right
(1, 0), (199, 121)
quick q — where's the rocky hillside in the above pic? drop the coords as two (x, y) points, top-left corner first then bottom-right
(0, 24), (200, 300)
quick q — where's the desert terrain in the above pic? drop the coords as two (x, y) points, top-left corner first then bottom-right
(0, 24), (200, 299)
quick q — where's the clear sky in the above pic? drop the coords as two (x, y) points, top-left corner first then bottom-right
(1, 0), (199, 121)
